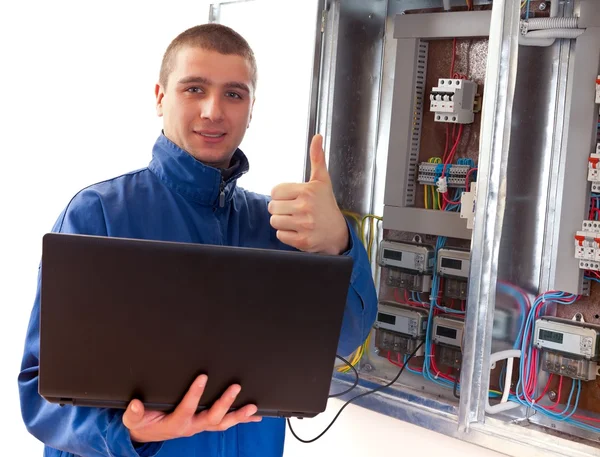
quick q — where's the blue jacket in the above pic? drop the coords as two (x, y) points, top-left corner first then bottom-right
(18, 133), (377, 457)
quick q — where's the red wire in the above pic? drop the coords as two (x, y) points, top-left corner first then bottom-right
(573, 414), (600, 423)
(533, 373), (554, 403)
(429, 344), (457, 382)
(450, 38), (457, 78)
(443, 125), (450, 161)
(465, 167), (478, 191)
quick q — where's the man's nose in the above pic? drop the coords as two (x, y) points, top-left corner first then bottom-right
(200, 95), (224, 122)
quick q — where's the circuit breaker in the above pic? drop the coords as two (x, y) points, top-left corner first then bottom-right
(429, 78), (477, 124)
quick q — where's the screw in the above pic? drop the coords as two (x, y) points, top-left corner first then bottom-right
(363, 363), (373, 372)
(539, 2), (547, 10)
(548, 390), (557, 401)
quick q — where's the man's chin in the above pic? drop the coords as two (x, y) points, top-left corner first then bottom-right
(186, 147), (232, 169)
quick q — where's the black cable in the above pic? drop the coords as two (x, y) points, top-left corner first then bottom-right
(287, 341), (425, 444)
(328, 355), (359, 398)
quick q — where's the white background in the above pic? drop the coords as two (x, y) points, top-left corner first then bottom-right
(0, 1), (503, 455)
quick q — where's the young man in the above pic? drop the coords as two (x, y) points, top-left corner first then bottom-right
(18, 24), (377, 457)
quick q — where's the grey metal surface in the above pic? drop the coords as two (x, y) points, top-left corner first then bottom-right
(394, 10), (492, 39)
(458, 0), (520, 430)
(539, 35), (572, 293)
(303, 0), (328, 182)
(314, 0), (387, 215)
(578, 0), (600, 28)
(382, 37), (420, 210)
(383, 206), (473, 239)
(549, 17), (600, 295)
(330, 375), (600, 457)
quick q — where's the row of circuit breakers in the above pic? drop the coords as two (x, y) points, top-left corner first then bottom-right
(374, 241), (600, 381)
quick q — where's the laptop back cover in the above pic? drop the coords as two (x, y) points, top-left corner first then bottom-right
(39, 233), (353, 417)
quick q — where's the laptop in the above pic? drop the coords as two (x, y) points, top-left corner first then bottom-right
(39, 233), (353, 418)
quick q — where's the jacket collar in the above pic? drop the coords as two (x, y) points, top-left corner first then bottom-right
(148, 133), (249, 206)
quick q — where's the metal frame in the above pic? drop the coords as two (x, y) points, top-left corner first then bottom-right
(329, 376), (598, 457)
(545, 5), (600, 295)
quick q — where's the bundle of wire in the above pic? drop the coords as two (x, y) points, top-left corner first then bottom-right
(506, 291), (600, 433)
(338, 210), (382, 373)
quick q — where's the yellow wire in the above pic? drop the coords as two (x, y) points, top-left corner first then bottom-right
(337, 213), (381, 372)
(424, 184), (429, 209)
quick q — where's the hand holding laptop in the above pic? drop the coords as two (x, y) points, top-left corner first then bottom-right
(123, 375), (261, 443)
(269, 134), (349, 255)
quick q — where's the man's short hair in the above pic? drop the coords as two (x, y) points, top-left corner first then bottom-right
(159, 24), (257, 91)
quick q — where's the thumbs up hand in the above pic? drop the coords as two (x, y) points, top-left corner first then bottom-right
(268, 134), (349, 255)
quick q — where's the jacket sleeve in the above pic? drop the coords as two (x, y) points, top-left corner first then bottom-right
(336, 220), (378, 357)
(17, 190), (163, 457)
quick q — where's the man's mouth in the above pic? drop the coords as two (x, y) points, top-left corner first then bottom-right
(197, 131), (226, 138)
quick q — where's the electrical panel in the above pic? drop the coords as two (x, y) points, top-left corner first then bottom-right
(437, 248), (470, 278)
(333, 2), (600, 454)
(534, 317), (600, 360)
(429, 78), (477, 124)
(374, 302), (428, 357)
(378, 241), (434, 273)
(433, 315), (464, 349)
(376, 302), (429, 339)
(534, 317), (600, 382)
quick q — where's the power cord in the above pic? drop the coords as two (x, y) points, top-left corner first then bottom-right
(287, 341), (425, 443)
(328, 355), (359, 398)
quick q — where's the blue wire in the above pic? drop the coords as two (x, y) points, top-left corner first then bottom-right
(508, 291), (600, 435)
(525, 0), (531, 19)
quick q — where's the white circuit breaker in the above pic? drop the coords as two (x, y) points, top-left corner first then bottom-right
(574, 221), (600, 270)
(595, 75), (600, 104)
(429, 78), (477, 124)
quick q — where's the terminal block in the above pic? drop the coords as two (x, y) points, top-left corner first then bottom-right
(429, 78), (477, 124)
(418, 163), (470, 188)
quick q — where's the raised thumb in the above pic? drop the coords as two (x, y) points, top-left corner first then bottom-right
(309, 134), (330, 183)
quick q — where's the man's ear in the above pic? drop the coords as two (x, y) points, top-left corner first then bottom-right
(248, 97), (256, 128)
(155, 84), (165, 117)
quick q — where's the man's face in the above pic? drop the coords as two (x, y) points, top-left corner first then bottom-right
(155, 47), (255, 168)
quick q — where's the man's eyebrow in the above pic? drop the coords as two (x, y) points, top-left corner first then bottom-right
(224, 82), (250, 93)
(177, 76), (211, 86)
(177, 76), (250, 93)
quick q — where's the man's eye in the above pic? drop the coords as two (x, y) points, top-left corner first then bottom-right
(187, 87), (203, 93)
(226, 92), (242, 100)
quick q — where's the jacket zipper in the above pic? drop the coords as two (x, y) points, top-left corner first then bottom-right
(218, 179), (225, 208)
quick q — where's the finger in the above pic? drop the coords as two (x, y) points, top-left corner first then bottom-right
(309, 134), (330, 183)
(267, 199), (297, 216)
(168, 375), (207, 425)
(195, 384), (241, 429)
(276, 230), (310, 252)
(122, 399), (145, 430)
(205, 404), (259, 431)
(270, 215), (299, 232)
(271, 183), (304, 201)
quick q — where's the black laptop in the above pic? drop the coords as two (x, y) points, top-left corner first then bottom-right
(38, 233), (353, 418)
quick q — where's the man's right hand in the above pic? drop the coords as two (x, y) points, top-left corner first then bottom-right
(122, 375), (261, 443)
